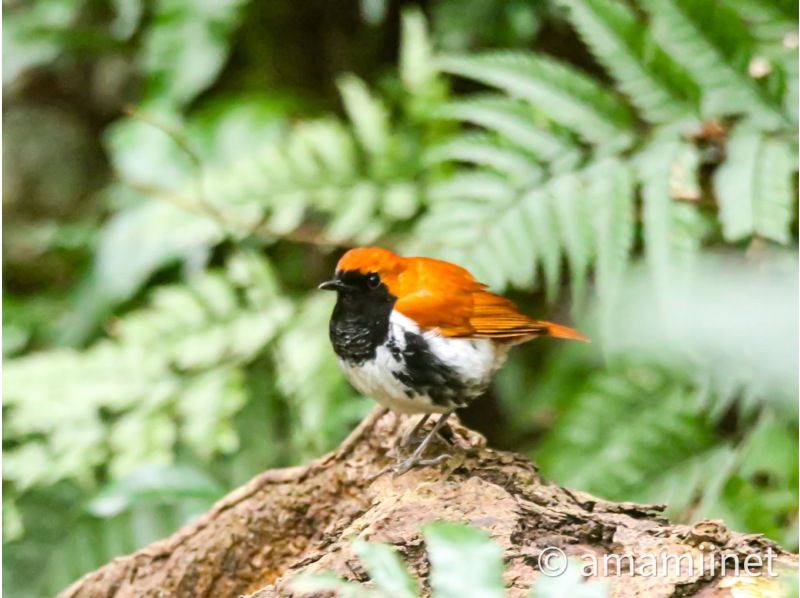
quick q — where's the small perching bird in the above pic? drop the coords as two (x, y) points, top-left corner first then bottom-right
(319, 247), (587, 474)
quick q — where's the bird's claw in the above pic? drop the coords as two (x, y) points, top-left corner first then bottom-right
(394, 453), (451, 476)
(368, 453), (451, 480)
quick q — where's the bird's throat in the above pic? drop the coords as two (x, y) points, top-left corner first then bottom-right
(328, 288), (396, 364)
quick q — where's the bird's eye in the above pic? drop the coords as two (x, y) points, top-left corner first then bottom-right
(366, 273), (381, 289)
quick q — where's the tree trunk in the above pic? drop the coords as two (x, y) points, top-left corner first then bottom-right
(59, 408), (796, 598)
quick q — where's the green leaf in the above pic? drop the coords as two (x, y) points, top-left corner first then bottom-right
(529, 559), (609, 598)
(3, 497), (24, 543)
(523, 190), (563, 302)
(338, 75), (390, 159)
(289, 572), (379, 598)
(105, 113), (194, 191)
(639, 0), (788, 126)
(326, 183), (380, 243)
(400, 8), (437, 95)
(4, 254), (289, 492)
(2, 0), (80, 85)
(177, 368), (247, 456)
(438, 52), (635, 147)
(111, 0), (144, 40)
(428, 172), (515, 203)
(588, 158), (635, 313)
(4, 443), (55, 492)
(425, 133), (543, 183)
(291, 119), (358, 181)
(636, 136), (705, 298)
(95, 200), (222, 303)
(188, 95), (289, 164)
(354, 541), (419, 598)
(382, 182), (422, 220)
(649, 444), (738, 520)
(723, 0), (796, 45)
(724, 413), (799, 542)
(558, 0), (701, 124)
(433, 97), (581, 168)
(549, 172), (592, 302)
(424, 522), (505, 598)
(535, 363), (715, 500)
(413, 161), (615, 303)
(7, 486), (202, 597)
(140, 0), (247, 106)
(713, 125), (796, 244)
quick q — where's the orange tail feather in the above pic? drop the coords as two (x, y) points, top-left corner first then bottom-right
(540, 321), (590, 343)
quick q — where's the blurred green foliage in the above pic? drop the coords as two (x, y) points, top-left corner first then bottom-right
(291, 521), (609, 598)
(3, 0), (797, 596)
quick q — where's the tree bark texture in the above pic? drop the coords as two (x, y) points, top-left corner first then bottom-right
(59, 408), (796, 598)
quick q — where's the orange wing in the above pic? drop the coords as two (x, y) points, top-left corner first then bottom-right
(392, 257), (587, 343)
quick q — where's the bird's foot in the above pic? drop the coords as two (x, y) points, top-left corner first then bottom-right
(370, 412), (454, 481)
(396, 419), (453, 455)
(394, 453), (451, 476)
(368, 452), (451, 480)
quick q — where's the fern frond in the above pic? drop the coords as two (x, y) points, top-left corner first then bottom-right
(381, 182), (421, 220)
(412, 151), (642, 305)
(411, 198), (500, 251)
(424, 133), (544, 183)
(522, 190), (564, 302)
(336, 74), (391, 162)
(432, 96), (582, 169)
(96, 200), (224, 302)
(535, 363), (715, 498)
(638, 444), (738, 520)
(4, 253), (290, 488)
(723, 0), (797, 44)
(400, 7), (437, 95)
(713, 125), (797, 244)
(427, 171), (515, 203)
(410, 179), (542, 292)
(586, 158), (636, 312)
(438, 52), (635, 147)
(760, 0), (799, 20)
(477, 201), (540, 289)
(639, 0), (789, 127)
(325, 182), (383, 243)
(549, 172), (593, 301)
(636, 136), (706, 298)
(97, 103), (426, 305)
(558, 0), (701, 124)
(413, 163), (622, 302)
(288, 119), (358, 181)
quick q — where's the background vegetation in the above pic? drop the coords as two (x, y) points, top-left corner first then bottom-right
(3, 0), (797, 595)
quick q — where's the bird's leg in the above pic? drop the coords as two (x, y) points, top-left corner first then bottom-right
(397, 414), (431, 453)
(393, 412), (453, 476)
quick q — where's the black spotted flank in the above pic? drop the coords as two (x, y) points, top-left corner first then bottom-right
(392, 331), (471, 408)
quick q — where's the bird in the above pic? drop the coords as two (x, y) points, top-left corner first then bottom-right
(319, 246), (588, 475)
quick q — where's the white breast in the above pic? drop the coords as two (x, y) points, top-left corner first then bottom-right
(338, 311), (508, 414)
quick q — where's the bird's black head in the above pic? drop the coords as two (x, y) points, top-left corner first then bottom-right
(319, 269), (397, 363)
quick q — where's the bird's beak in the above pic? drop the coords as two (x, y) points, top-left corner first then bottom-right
(318, 279), (344, 291)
